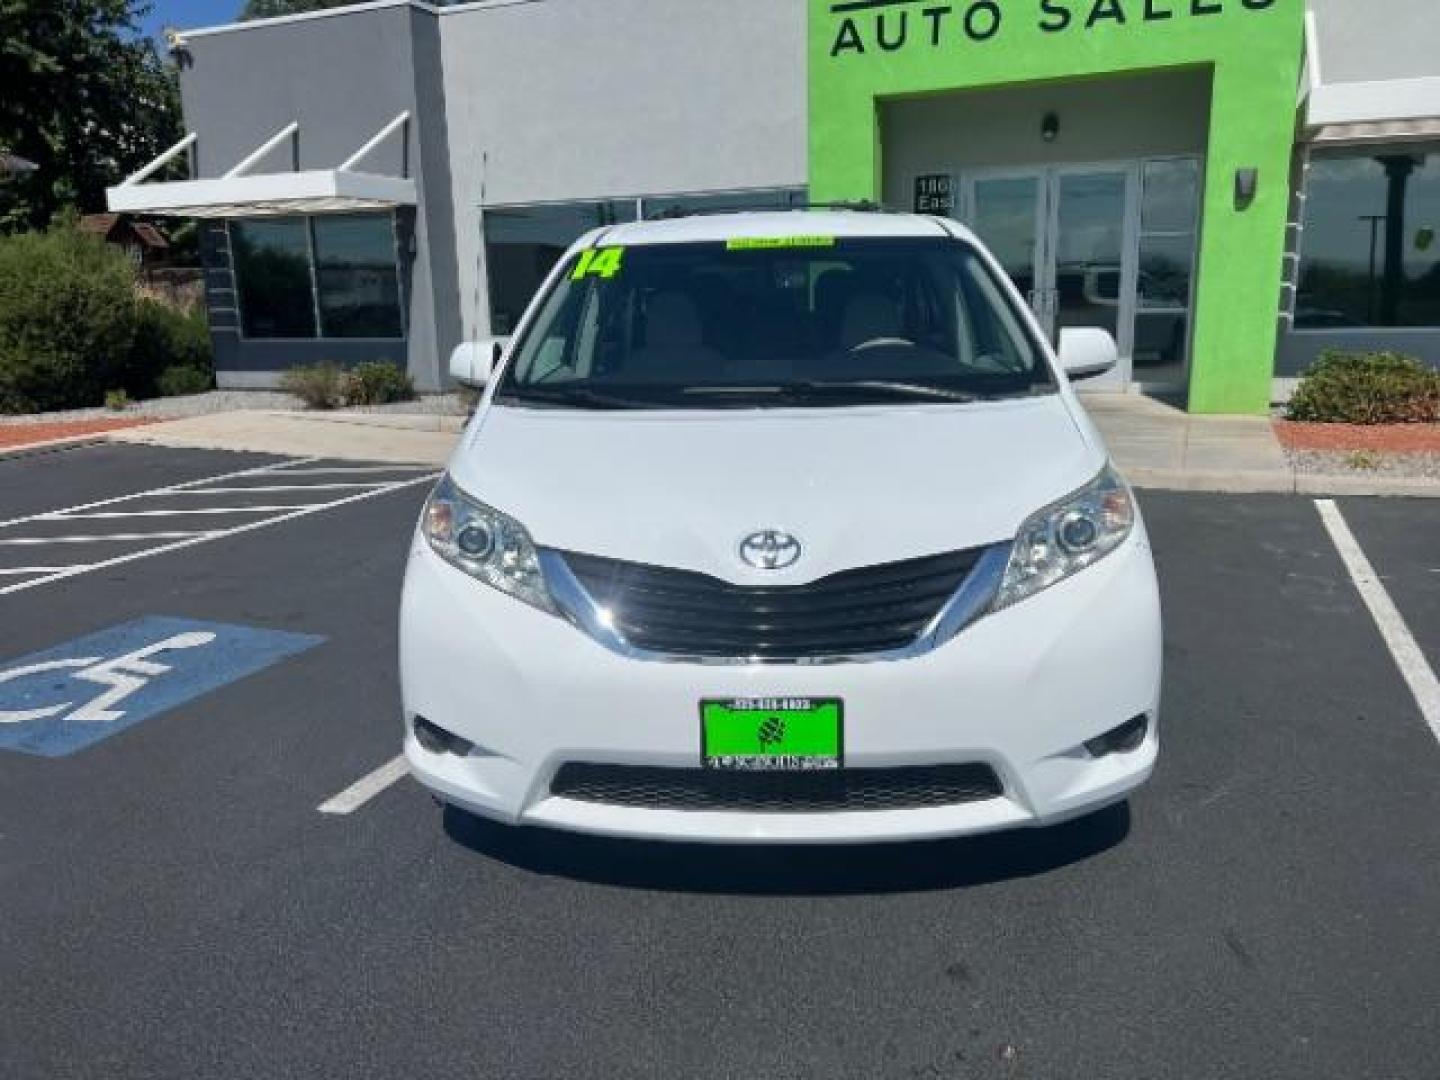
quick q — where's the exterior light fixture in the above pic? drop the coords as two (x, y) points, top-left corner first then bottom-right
(1041, 113), (1060, 143)
(1235, 167), (1259, 209)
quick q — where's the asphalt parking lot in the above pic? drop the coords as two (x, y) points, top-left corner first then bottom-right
(1, 442), (1437, 1080)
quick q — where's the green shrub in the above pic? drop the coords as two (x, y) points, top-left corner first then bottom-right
(343, 360), (415, 407)
(0, 224), (137, 413)
(281, 361), (348, 410)
(104, 388), (130, 412)
(126, 298), (213, 398)
(1287, 351), (1440, 425)
(156, 364), (213, 398)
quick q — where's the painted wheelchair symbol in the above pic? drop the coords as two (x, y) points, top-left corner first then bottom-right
(0, 631), (216, 725)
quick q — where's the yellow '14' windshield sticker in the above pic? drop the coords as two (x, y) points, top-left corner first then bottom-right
(572, 247), (625, 280)
(726, 236), (837, 251)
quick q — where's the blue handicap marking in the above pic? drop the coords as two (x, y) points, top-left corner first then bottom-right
(0, 616), (324, 758)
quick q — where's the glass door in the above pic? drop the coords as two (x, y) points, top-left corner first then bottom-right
(960, 164), (1137, 386)
(1045, 166), (1137, 388)
(951, 161), (1196, 388)
(967, 172), (1044, 322)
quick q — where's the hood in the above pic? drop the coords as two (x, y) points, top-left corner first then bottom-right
(450, 395), (1103, 585)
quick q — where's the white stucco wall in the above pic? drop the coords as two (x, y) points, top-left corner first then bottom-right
(438, 0), (809, 338)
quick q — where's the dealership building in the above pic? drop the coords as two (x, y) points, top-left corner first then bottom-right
(108, 0), (1440, 413)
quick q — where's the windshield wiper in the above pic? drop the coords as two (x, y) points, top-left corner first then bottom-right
(496, 386), (659, 411)
(684, 381), (983, 404)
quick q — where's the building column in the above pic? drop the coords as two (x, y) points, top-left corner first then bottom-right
(1185, 58), (1302, 415)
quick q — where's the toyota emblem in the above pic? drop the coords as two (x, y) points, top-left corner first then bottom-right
(739, 530), (802, 571)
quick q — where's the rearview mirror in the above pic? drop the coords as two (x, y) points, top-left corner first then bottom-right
(448, 337), (509, 388)
(1057, 328), (1119, 380)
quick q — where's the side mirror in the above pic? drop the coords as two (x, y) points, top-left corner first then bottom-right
(448, 337), (509, 388)
(1057, 328), (1119, 380)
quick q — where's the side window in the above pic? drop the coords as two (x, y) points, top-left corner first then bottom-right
(572, 285), (603, 380)
(959, 258), (1033, 374)
(513, 273), (582, 384)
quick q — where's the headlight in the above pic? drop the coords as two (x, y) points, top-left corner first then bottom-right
(421, 475), (556, 614)
(993, 464), (1135, 611)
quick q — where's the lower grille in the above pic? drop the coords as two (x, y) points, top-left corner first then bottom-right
(550, 762), (1003, 813)
(558, 547), (983, 660)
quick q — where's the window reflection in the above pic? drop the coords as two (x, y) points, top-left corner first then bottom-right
(483, 202), (638, 335)
(642, 189), (806, 220)
(231, 219), (316, 339)
(313, 216), (404, 339)
(1142, 159), (1200, 234)
(231, 213), (404, 340)
(1296, 150), (1440, 328)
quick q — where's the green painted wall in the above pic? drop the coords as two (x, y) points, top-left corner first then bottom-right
(809, 0), (1305, 414)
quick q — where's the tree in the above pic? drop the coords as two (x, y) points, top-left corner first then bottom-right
(241, 0), (459, 17)
(241, 0), (385, 17)
(0, 1), (182, 231)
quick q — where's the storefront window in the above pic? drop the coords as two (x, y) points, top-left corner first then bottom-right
(641, 188), (807, 219)
(483, 202), (638, 335)
(1296, 149), (1440, 329)
(231, 219), (317, 339)
(313, 215), (404, 339)
(231, 213), (404, 340)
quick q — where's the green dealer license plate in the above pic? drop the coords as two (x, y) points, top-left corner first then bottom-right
(701, 698), (843, 771)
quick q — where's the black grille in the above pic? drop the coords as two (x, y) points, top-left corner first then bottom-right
(558, 548), (981, 659)
(550, 763), (1003, 813)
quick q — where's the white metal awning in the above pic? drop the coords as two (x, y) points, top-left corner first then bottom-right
(1306, 78), (1440, 145)
(1310, 115), (1440, 147)
(105, 114), (416, 219)
(1301, 10), (1440, 145)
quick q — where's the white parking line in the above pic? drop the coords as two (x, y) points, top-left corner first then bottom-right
(0, 566), (88, 576)
(278, 466), (439, 476)
(50, 507), (309, 519)
(1316, 499), (1440, 744)
(0, 531), (216, 545)
(318, 755), (411, 815)
(0, 468), (438, 596)
(0, 456), (319, 531)
(173, 483), (388, 494)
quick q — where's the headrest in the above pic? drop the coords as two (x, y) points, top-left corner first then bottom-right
(646, 292), (704, 348)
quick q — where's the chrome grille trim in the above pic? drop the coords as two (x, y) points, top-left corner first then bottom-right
(538, 543), (1011, 665)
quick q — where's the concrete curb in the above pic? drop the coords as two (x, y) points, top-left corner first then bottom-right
(1294, 474), (1440, 499)
(1128, 467), (1439, 498)
(259, 410), (468, 434)
(0, 433), (110, 461)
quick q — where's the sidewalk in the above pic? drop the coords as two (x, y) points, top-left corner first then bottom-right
(8, 399), (1436, 496)
(1078, 392), (1438, 498)
(106, 409), (463, 465)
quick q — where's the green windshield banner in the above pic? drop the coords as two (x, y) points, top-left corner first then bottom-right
(726, 236), (838, 251)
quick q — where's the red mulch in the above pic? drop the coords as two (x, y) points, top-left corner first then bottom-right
(0, 417), (158, 450)
(1274, 420), (1440, 454)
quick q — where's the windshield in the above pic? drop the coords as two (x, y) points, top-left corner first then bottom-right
(495, 236), (1053, 409)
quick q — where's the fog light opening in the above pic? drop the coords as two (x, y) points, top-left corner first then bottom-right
(1084, 715), (1149, 759)
(413, 715), (475, 757)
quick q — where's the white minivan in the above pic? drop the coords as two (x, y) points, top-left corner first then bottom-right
(401, 210), (1161, 844)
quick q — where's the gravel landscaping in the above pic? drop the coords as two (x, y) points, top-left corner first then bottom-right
(1284, 447), (1440, 482)
(1273, 419), (1440, 483)
(0, 390), (468, 426)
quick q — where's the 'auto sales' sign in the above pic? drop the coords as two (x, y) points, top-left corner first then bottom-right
(826, 0), (1278, 58)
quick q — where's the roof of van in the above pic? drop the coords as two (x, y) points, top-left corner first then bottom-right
(596, 210), (971, 247)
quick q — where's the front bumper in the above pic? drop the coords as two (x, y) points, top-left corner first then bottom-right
(399, 527), (1162, 844)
